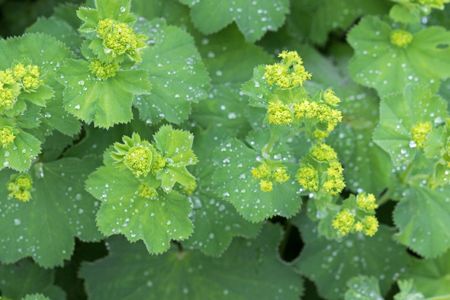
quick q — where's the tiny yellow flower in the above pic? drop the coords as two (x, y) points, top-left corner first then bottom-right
(0, 86), (18, 111)
(138, 184), (158, 199)
(0, 127), (15, 148)
(356, 193), (378, 212)
(354, 221), (364, 232)
(97, 18), (147, 60)
(89, 59), (119, 79)
(327, 161), (344, 177)
(0, 69), (16, 84)
(332, 209), (355, 236)
(7, 174), (33, 202)
(390, 29), (413, 48)
(267, 101), (293, 125)
(152, 153), (166, 173)
(296, 165), (319, 191)
(264, 51), (311, 89)
(12, 64), (27, 80)
(22, 75), (41, 90)
(260, 179), (273, 192)
(323, 89), (340, 107)
(293, 100), (319, 120)
(273, 166), (290, 183)
(124, 145), (154, 177)
(323, 177), (345, 196)
(311, 143), (337, 162)
(362, 216), (379, 237)
(251, 162), (271, 179)
(411, 121), (432, 148)
(293, 100), (342, 139)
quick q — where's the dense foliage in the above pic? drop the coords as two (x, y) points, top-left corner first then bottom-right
(0, 0), (449, 299)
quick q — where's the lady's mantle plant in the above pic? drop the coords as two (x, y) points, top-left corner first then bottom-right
(0, 0), (449, 299)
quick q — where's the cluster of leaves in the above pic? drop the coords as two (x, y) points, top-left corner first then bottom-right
(0, 0), (449, 299)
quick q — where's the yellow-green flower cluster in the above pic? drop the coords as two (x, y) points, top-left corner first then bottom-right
(323, 161), (345, 196)
(267, 101), (293, 125)
(296, 165), (319, 191)
(293, 98), (343, 139)
(411, 121), (432, 148)
(266, 93), (343, 137)
(332, 209), (355, 236)
(89, 59), (119, 79)
(0, 127), (15, 148)
(124, 145), (154, 178)
(332, 193), (379, 237)
(112, 134), (166, 178)
(311, 143), (338, 162)
(323, 89), (341, 107)
(356, 193), (378, 212)
(96, 18), (146, 60)
(7, 174), (33, 202)
(264, 51), (311, 89)
(332, 210), (379, 237)
(138, 183), (158, 199)
(251, 162), (290, 192)
(297, 144), (345, 195)
(357, 216), (379, 237)
(390, 29), (414, 48)
(0, 63), (42, 112)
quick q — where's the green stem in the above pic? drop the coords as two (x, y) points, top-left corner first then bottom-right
(378, 161), (415, 205)
(400, 161), (414, 184)
(262, 129), (279, 159)
(378, 188), (393, 206)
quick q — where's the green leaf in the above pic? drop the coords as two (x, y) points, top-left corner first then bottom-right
(179, 0), (290, 43)
(135, 19), (210, 125)
(77, 0), (135, 33)
(345, 276), (382, 300)
(288, 0), (390, 46)
(389, 4), (421, 24)
(328, 83), (394, 194)
(293, 215), (410, 300)
(40, 131), (74, 162)
(348, 16), (450, 96)
(393, 185), (450, 258)
(80, 224), (303, 300)
(0, 157), (102, 267)
(86, 162), (194, 255)
(210, 138), (302, 222)
(0, 130), (41, 172)
(44, 95), (82, 137)
(0, 33), (71, 74)
(153, 125), (196, 166)
(63, 125), (127, 159)
(409, 250), (450, 298)
(153, 125), (198, 191)
(373, 84), (448, 169)
(184, 129), (262, 256)
(132, 0), (191, 28)
(0, 259), (65, 300)
(60, 59), (152, 128)
(0, 33), (71, 117)
(95, 0), (132, 20)
(196, 25), (272, 84)
(191, 83), (252, 135)
(22, 294), (50, 300)
(185, 189), (262, 256)
(394, 280), (426, 300)
(26, 16), (82, 51)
